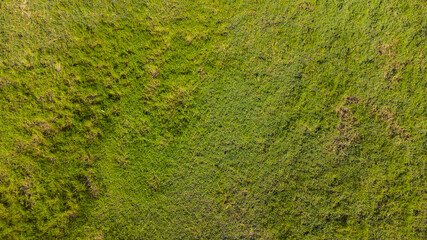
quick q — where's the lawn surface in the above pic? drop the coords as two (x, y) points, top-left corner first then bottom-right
(0, 0), (426, 239)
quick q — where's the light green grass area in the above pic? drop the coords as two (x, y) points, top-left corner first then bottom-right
(0, 0), (426, 239)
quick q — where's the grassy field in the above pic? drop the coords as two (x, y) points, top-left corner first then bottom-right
(0, 0), (426, 239)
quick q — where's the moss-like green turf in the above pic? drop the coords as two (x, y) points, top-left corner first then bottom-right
(0, 0), (425, 239)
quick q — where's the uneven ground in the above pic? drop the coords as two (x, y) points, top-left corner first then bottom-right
(0, 0), (426, 239)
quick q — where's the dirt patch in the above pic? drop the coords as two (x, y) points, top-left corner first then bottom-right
(368, 105), (411, 140)
(328, 96), (361, 159)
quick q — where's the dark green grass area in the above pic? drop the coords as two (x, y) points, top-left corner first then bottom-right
(0, 0), (426, 239)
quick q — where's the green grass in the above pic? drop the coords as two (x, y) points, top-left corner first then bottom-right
(0, 0), (426, 239)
